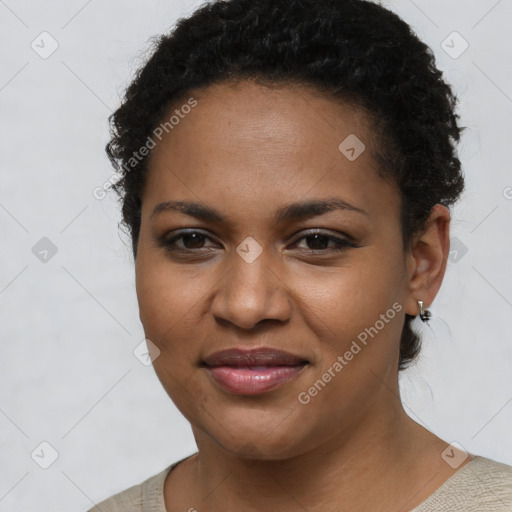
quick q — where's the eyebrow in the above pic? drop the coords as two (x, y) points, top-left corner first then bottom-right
(150, 197), (368, 224)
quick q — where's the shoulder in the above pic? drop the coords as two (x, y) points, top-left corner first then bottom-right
(86, 463), (174, 512)
(413, 455), (512, 512)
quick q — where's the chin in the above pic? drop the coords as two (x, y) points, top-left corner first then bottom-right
(220, 436), (303, 462)
(195, 408), (320, 462)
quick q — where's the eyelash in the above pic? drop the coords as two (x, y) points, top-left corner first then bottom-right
(158, 229), (359, 255)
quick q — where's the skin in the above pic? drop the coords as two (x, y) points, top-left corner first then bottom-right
(134, 79), (470, 512)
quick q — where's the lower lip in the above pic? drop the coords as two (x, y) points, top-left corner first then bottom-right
(206, 365), (307, 395)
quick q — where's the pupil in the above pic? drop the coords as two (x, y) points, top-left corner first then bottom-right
(184, 233), (205, 248)
(308, 234), (329, 250)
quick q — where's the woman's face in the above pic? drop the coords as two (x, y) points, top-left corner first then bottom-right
(135, 80), (414, 459)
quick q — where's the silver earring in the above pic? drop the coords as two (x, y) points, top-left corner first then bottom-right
(418, 300), (431, 322)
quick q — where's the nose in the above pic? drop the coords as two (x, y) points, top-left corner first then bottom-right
(210, 248), (292, 330)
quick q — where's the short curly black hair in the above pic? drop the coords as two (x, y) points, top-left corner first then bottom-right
(106, 0), (464, 370)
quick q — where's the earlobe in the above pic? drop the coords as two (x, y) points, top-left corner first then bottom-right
(404, 205), (451, 317)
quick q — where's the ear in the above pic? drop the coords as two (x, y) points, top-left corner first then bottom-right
(404, 205), (451, 317)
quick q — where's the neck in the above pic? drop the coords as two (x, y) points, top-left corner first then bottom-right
(186, 402), (443, 511)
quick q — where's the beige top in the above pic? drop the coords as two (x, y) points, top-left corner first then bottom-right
(88, 454), (512, 511)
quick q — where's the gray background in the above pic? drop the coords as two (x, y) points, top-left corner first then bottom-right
(0, 0), (511, 510)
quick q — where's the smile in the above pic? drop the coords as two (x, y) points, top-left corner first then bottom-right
(202, 348), (309, 395)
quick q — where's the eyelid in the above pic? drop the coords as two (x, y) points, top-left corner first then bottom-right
(162, 228), (220, 247)
(290, 227), (351, 240)
(158, 228), (358, 254)
(289, 230), (357, 250)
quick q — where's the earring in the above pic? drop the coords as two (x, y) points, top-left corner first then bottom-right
(417, 300), (431, 322)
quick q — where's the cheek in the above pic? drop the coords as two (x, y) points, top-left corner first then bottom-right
(136, 238), (406, 357)
(294, 251), (407, 383)
(135, 258), (211, 417)
(297, 250), (404, 331)
(290, 252), (406, 424)
(135, 253), (206, 357)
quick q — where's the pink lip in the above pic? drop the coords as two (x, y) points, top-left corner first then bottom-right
(203, 348), (309, 395)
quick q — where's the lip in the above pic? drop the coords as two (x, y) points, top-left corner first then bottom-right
(202, 348), (309, 395)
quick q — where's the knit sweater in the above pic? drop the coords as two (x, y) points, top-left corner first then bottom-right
(87, 454), (512, 511)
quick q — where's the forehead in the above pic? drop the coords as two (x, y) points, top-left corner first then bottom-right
(142, 79), (399, 223)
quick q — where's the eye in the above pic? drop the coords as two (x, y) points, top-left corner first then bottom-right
(290, 231), (358, 253)
(156, 229), (359, 256)
(158, 230), (220, 252)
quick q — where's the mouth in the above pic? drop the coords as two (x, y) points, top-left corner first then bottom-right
(202, 348), (310, 395)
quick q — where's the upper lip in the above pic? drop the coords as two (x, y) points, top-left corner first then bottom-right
(202, 348), (309, 367)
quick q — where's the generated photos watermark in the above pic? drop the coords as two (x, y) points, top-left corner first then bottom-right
(93, 97), (198, 200)
(298, 301), (403, 405)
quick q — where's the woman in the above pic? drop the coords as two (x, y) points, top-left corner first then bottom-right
(90, 0), (512, 510)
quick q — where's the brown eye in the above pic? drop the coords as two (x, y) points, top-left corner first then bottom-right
(178, 232), (208, 249)
(158, 230), (219, 252)
(292, 231), (358, 253)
